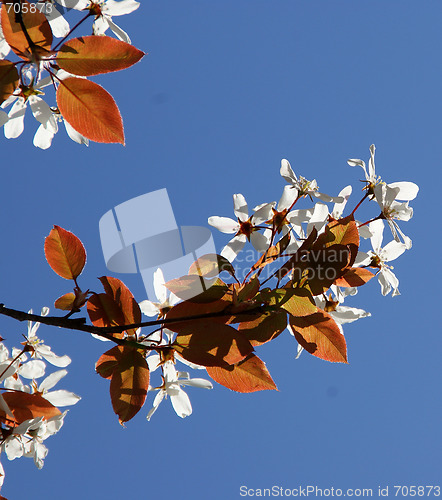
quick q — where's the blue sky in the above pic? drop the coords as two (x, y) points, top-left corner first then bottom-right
(1, 1), (441, 498)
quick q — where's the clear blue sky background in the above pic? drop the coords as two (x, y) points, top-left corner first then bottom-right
(1, 1), (441, 498)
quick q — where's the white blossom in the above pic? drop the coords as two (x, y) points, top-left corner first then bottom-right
(146, 361), (212, 420)
(208, 194), (273, 262)
(354, 219), (407, 297)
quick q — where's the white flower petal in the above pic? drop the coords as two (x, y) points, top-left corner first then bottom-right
(153, 268), (167, 303)
(19, 360), (46, 379)
(43, 389), (81, 406)
(208, 216), (239, 234)
(29, 96), (53, 125)
(104, 0), (140, 16)
(139, 300), (160, 317)
(5, 99), (26, 139)
(233, 194), (248, 221)
(92, 16), (109, 36)
(381, 240), (407, 262)
(280, 159), (297, 185)
(106, 17), (131, 43)
(387, 181), (419, 201)
(170, 388), (192, 418)
(39, 369), (67, 391)
(220, 234), (246, 262)
(179, 378), (213, 389)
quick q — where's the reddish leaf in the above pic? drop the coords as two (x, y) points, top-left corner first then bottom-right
(87, 293), (126, 338)
(0, 59), (18, 104)
(238, 310), (287, 346)
(87, 277), (141, 337)
(257, 288), (317, 317)
(315, 215), (360, 267)
(294, 244), (351, 296)
(57, 77), (124, 144)
(188, 253), (234, 278)
(44, 225), (86, 280)
(56, 36), (145, 76)
(96, 345), (122, 379)
(251, 232), (291, 273)
(172, 320), (253, 367)
(165, 296), (231, 326)
(165, 275), (227, 302)
(96, 346), (149, 424)
(289, 310), (347, 363)
(99, 277), (141, 329)
(334, 267), (375, 287)
(54, 292), (76, 311)
(236, 276), (260, 303)
(206, 354), (277, 393)
(2, 391), (61, 424)
(0, 1), (52, 60)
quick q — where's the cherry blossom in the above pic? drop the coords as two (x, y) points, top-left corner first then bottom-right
(146, 361), (213, 420)
(280, 159), (343, 203)
(1, 76), (54, 140)
(139, 268), (180, 318)
(57, 0), (140, 44)
(208, 194), (273, 262)
(354, 219), (407, 297)
(373, 183), (413, 249)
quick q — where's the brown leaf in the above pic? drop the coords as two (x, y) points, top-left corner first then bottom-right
(206, 354), (277, 392)
(54, 292), (76, 311)
(57, 77), (124, 144)
(0, 1), (52, 60)
(96, 346), (149, 424)
(44, 225), (86, 280)
(172, 320), (253, 367)
(238, 310), (287, 346)
(188, 253), (235, 278)
(87, 293), (126, 338)
(2, 391), (61, 424)
(0, 59), (18, 104)
(289, 310), (347, 363)
(87, 277), (141, 337)
(334, 267), (375, 287)
(56, 36), (145, 76)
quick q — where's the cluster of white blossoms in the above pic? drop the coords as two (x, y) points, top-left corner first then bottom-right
(208, 145), (418, 357)
(137, 269), (214, 421)
(0, 0), (139, 148)
(0, 308), (80, 489)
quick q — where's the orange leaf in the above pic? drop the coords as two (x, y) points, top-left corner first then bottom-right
(188, 253), (234, 278)
(334, 267), (375, 287)
(99, 276), (141, 333)
(87, 293), (126, 338)
(165, 296), (231, 326)
(165, 275), (227, 302)
(107, 346), (149, 424)
(2, 391), (61, 424)
(54, 292), (76, 311)
(315, 215), (360, 267)
(0, 60), (18, 104)
(0, 1), (52, 60)
(56, 36), (145, 76)
(44, 225), (86, 280)
(57, 77), (124, 144)
(206, 354), (277, 393)
(172, 320), (253, 367)
(238, 310), (287, 346)
(289, 310), (347, 363)
(96, 345), (125, 379)
(257, 288), (317, 317)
